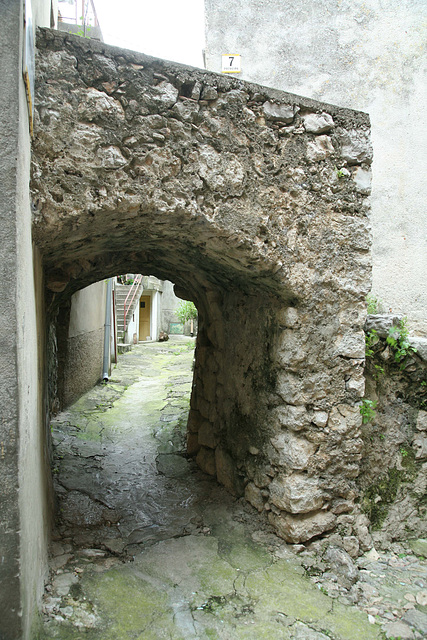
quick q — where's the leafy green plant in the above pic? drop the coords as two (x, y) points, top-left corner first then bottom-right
(386, 317), (417, 366)
(360, 398), (377, 424)
(366, 294), (382, 314)
(76, 5), (93, 38)
(176, 300), (198, 324)
(365, 329), (379, 357)
(76, 24), (92, 37)
(373, 364), (385, 380)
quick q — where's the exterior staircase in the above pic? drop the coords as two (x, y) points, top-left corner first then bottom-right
(115, 278), (143, 347)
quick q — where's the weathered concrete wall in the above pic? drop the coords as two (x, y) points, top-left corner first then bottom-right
(160, 280), (182, 333)
(0, 2), (52, 638)
(32, 29), (371, 547)
(33, 0), (58, 30)
(18, 245), (52, 639)
(205, 0), (427, 335)
(60, 281), (106, 407)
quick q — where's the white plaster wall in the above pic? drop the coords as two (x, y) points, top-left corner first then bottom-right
(205, 0), (427, 334)
(160, 280), (183, 333)
(69, 281), (106, 337)
(32, 0), (58, 30)
(152, 289), (160, 340)
(126, 302), (139, 343)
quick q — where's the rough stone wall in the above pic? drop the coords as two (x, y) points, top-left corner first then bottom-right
(61, 282), (106, 407)
(359, 315), (427, 548)
(60, 326), (105, 407)
(32, 29), (372, 544)
(204, 0), (427, 336)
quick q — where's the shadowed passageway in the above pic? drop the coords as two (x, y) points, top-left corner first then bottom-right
(50, 337), (208, 552)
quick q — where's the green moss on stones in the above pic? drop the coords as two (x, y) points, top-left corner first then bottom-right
(362, 468), (402, 529)
(84, 568), (184, 640)
(246, 559), (381, 640)
(362, 448), (420, 530)
(408, 538), (427, 558)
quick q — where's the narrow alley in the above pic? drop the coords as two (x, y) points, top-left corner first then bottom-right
(37, 338), (426, 640)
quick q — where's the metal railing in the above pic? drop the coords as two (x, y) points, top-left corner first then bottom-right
(58, 0), (100, 27)
(123, 274), (143, 334)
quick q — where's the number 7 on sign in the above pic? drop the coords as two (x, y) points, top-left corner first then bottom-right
(222, 54), (241, 73)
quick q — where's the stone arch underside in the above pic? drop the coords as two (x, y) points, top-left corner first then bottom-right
(32, 28), (373, 544)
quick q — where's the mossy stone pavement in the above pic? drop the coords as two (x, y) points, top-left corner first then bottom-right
(37, 337), (383, 639)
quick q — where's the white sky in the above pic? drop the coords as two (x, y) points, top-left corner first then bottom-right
(94, 0), (205, 68)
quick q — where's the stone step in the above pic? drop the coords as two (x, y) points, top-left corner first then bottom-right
(117, 343), (132, 354)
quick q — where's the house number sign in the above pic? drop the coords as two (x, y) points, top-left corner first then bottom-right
(222, 54), (241, 73)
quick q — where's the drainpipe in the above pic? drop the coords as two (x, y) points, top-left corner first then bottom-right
(112, 286), (118, 365)
(102, 278), (113, 381)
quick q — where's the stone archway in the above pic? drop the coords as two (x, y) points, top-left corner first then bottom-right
(32, 28), (372, 544)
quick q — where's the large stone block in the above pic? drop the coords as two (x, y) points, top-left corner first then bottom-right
(196, 447), (216, 476)
(334, 331), (365, 358)
(410, 337), (427, 361)
(352, 166), (372, 195)
(262, 101), (295, 122)
(306, 135), (334, 162)
(271, 404), (310, 431)
(276, 329), (307, 368)
(269, 474), (326, 514)
(364, 314), (403, 338)
(417, 411), (427, 431)
(187, 432), (200, 456)
(337, 129), (373, 165)
(215, 447), (244, 496)
(201, 372), (217, 404)
(302, 112), (335, 134)
(269, 510), (337, 543)
(328, 404), (362, 436)
(270, 431), (316, 470)
(187, 409), (202, 434)
(413, 433), (427, 460)
(277, 306), (299, 328)
(276, 372), (330, 404)
(197, 146), (246, 196)
(245, 482), (265, 512)
(77, 87), (125, 122)
(323, 545), (359, 588)
(198, 422), (219, 449)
